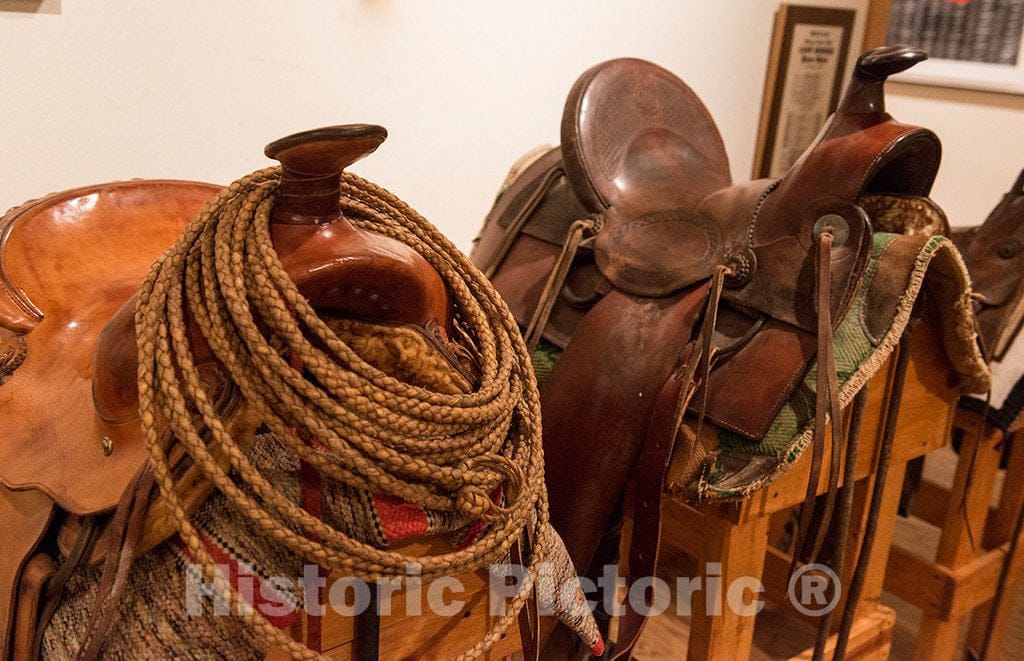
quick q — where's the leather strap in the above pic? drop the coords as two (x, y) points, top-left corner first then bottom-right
(791, 231), (844, 574)
(810, 231), (846, 564)
(76, 465), (155, 661)
(524, 218), (596, 351)
(0, 486), (54, 661)
(11, 554), (55, 661)
(512, 533), (540, 661)
(611, 345), (700, 660)
(834, 327), (915, 659)
(812, 386), (869, 660)
(31, 517), (100, 659)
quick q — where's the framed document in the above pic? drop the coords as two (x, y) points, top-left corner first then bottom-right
(753, 5), (856, 179)
(887, 0), (1024, 95)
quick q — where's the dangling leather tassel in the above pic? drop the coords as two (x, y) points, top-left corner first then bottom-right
(790, 230), (844, 575)
(811, 385), (869, 661)
(524, 217), (596, 351)
(691, 265), (731, 443)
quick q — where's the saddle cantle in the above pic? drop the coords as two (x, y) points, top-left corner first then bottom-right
(472, 46), (957, 659)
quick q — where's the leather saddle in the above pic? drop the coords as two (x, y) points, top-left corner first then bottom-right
(952, 167), (1024, 361)
(472, 46), (944, 657)
(0, 126), (456, 659)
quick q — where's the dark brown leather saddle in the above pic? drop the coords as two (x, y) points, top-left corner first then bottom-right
(953, 168), (1024, 362)
(0, 126), (456, 659)
(473, 46), (945, 658)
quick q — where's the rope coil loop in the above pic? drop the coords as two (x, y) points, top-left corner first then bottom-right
(135, 167), (547, 659)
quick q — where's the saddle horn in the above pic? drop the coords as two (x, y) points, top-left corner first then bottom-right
(838, 45), (927, 115)
(263, 125), (450, 329)
(264, 124), (387, 225)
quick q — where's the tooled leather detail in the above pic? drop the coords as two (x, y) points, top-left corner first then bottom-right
(0, 200), (46, 320)
(0, 332), (27, 384)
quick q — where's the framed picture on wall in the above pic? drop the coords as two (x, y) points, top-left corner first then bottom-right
(887, 0), (1024, 95)
(752, 5), (856, 179)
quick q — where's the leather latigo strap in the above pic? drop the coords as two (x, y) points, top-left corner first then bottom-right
(956, 167), (1024, 360)
(611, 345), (701, 660)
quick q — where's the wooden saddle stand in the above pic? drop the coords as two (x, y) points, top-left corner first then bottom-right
(472, 46), (982, 660)
(0, 126), (470, 659)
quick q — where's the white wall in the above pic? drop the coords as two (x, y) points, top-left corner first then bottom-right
(887, 82), (1024, 227)
(0, 0), (885, 252)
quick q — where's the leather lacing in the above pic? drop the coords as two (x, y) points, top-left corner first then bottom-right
(80, 167), (549, 660)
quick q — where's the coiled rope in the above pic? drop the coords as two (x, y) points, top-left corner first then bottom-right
(133, 167), (547, 659)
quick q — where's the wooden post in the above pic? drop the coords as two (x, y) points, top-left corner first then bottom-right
(966, 430), (1024, 656)
(862, 0), (893, 50)
(686, 512), (770, 661)
(911, 424), (1003, 661)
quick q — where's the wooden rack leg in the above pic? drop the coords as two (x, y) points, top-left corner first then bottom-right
(853, 463), (907, 621)
(913, 426), (1003, 661)
(686, 513), (769, 661)
(965, 430), (1024, 657)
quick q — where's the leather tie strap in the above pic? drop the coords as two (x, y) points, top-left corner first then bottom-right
(76, 466), (155, 661)
(834, 327), (916, 659)
(612, 344), (701, 661)
(524, 217), (597, 351)
(812, 385), (869, 661)
(791, 230), (844, 576)
(30, 518), (100, 660)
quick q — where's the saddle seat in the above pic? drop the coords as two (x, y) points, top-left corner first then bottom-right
(0, 180), (223, 515)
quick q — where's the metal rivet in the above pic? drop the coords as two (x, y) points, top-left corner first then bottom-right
(101, 436), (114, 456)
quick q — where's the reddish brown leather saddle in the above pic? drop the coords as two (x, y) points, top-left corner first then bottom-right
(473, 46), (944, 658)
(0, 126), (455, 659)
(953, 167), (1024, 361)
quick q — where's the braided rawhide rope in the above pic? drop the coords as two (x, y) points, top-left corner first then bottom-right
(134, 166), (547, 659)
